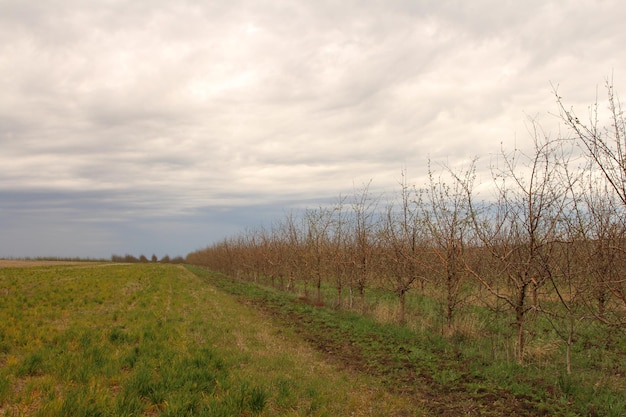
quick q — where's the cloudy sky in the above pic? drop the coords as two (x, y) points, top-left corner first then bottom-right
(1, 0), (625, 259)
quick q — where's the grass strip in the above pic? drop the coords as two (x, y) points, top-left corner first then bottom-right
(186, 265), (626, 416)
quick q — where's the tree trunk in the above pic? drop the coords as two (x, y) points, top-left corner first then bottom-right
(288, 274), (295, 293)
(516, 317), (525, 364)
(532, 283), (539, 309)
(597, 291), (606, 320)
(359, 285), (366, 314)
(399, 290), (406, 325)
(566, 315), (574, 375)
(336, 285), (342, 309)
(348, 285), (353, 309)
(515, 284), (528, 363)
(446, 271), (455, 327)
(316, 276), (322, 304)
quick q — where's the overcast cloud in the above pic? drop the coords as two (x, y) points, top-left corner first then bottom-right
(1, 0), (625, 258)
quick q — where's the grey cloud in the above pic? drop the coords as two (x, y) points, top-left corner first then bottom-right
(0, 188), (313, 258)
(1, 0), (625, 257)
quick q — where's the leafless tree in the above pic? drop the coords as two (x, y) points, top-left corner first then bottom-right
(569, 170), (626, 327)
(303, 206), (335, 302)
(534, 156), (589, 375)
(555, 78), (626, 207)
(421, 160), (476, 329)
(462, 125), (570, 363)
(346, 181), (380, 312)
(555, 79), (626, 325)
(328, 195), (350, 308)
(380, 170), (428, 325)
(276, 212), (305, 293)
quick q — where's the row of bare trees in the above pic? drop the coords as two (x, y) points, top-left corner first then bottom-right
(187, 82), (626, 369)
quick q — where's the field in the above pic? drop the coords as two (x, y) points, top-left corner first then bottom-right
(0, 261), (413, 416)
(0, 260), (93, 268)
(1, 261), (625, 416)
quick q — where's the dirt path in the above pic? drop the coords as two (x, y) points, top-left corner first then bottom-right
(246, 296), (549, 416)
(186, 267), (575, 416)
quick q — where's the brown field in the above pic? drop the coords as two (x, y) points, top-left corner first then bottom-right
(0, 260), (91, 268)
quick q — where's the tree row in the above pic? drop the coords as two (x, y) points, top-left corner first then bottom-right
(186, 81), (626, 371)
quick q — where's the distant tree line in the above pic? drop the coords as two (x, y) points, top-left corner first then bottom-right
(111, 254), (185, 264)
(186, 80), (626, 371)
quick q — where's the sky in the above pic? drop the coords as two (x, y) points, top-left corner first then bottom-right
(1, 0), (625, 259)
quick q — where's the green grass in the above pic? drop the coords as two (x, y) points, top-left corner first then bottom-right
(188, 266), (626, 417)
(0, 262), (416, 416)
(3, 262), (624, 416)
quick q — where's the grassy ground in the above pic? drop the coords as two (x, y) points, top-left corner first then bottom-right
(2, 262), (624, 416)
(186, 266), (626, 417)
(0, 262), (415, 416)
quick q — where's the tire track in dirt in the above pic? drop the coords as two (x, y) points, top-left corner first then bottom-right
(246, 296), (548, 417)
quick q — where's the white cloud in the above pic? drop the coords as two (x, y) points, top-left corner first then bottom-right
(1, 0), (625, 257)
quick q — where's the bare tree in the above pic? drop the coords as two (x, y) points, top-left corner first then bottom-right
(277, 212), (305, 293)
(556, 79), (626, 325)
(555, 78), (626, 206)
(421, 160), (476, 329)
(380, 171), (428, 325)
(462, 126), (570, 363)
(328, 195), (349, 308)
(302, 206), (334, 303)
(571, 169), (626, 326)
(347, 181), (380, 312)
(537, 157), (588, 375)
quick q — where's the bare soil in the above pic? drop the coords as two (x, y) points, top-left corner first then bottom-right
(0, 260), (88, 268)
